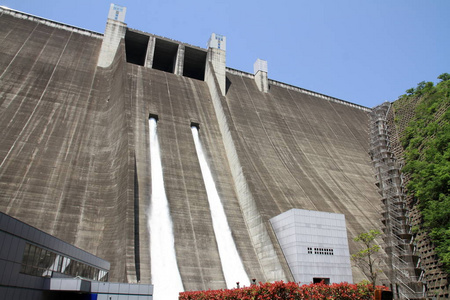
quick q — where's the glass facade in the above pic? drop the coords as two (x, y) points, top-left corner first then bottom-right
(20, 243), (108, 281)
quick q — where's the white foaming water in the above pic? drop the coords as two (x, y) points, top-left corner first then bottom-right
(148, 118), (184, 300)
(191, 126), (250, 288)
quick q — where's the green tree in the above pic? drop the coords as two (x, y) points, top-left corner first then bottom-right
(352, 230), (383, 287)
(397, 76), (450, 273)
(437, 72), (450, 82)
(406, 88), (415, 95)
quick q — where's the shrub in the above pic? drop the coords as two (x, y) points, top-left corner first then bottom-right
(179, 281), (388, 300)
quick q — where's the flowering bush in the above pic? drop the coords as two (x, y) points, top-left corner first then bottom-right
(179, 281), (389, 300)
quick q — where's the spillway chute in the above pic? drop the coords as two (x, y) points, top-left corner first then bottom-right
(191, 125), (250, 288)
(148, 117), (184, 300)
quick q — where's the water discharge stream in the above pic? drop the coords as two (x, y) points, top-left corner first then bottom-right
(191, 126), (250, 288)
(148, 118), (184, 300)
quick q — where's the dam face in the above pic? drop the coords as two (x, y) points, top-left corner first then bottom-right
(0, 5), (385, 291)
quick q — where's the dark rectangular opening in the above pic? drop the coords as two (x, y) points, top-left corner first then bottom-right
(183, 47), (207, 80)
(190, 122), (199, 129)
(149, 113), (158, 121)
(152, 38), (178, 73)
(381, 291), (393, 300)
(125, 30), (149, 66)
(313, 278), (330, 284)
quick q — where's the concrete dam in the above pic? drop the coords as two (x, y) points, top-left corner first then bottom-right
(0, 4), (386, 294)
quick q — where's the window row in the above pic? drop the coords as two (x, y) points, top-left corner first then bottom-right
(20, 243), (108, 281)
(307, 247), (334, 255)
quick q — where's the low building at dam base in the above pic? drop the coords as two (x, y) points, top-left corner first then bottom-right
(0, 212), (153, 300)
(271, 209), (353, 285)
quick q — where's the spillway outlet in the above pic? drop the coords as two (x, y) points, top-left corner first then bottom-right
(149, 113), (158, 121)
(183, 47), (207, 81)
(152, 38), (179, 73)
(125, 30), (149, 66)
(190, 121), (200, 129)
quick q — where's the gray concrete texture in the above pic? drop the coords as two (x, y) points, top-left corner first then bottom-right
(0, 11), (385, 290)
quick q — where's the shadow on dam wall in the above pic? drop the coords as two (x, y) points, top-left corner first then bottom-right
(0, 10), (386, 289)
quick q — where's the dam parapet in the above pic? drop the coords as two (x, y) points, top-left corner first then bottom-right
(0, 5), (102, 38)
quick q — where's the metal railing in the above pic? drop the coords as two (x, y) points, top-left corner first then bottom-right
(369, 103), (426, 299)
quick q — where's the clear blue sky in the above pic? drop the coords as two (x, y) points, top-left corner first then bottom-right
(2, 0), (449, 108)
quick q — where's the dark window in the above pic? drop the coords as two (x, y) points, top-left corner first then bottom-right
(313, 247), (334, 255)
(20, 243), (108, 281)
(313, 277), (330, 284)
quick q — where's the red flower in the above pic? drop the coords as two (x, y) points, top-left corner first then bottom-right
(179, 281), (389, 300)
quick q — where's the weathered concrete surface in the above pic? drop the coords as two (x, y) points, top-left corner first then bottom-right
(0, 13), (135, 282)
(130, 62), (266, 290)
(0, 8), (387, 290)
(205, 62), (292, 283)
(224, 72), (381, 232)
(222, 72), (385, 283)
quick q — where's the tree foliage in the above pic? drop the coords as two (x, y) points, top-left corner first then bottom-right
(351, 230), (383, 287)
(397, 73), (450, 273)
(437, 73), (450, 82)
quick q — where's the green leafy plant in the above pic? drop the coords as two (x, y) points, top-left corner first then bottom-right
(397, 73), (450, 273)
(179, 281), (388, 300)
(351, 230), (383, 288)
(437, 73), (450, 82)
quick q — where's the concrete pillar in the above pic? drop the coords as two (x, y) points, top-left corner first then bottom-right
(254, 59), (269, 93)
(144, 36), (156, 68)
(204, 60), (291, 283)
(206, 33), (227, 96)
(174, 45), (185, 76)
(97, 4), (127, 68)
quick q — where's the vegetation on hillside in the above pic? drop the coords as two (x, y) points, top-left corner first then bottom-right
(396, 73), (450, 273)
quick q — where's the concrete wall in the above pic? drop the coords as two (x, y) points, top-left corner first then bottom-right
(204, 61), (291, 282)
(0, 8), (387, 290)
(0, 12), (103, 256)
(222, 72), (385, 283)
(0, 13), (133, 282)
(129, 62), (266, 290)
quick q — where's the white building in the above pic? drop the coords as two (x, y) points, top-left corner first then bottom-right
(270, 209), (353, 285)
